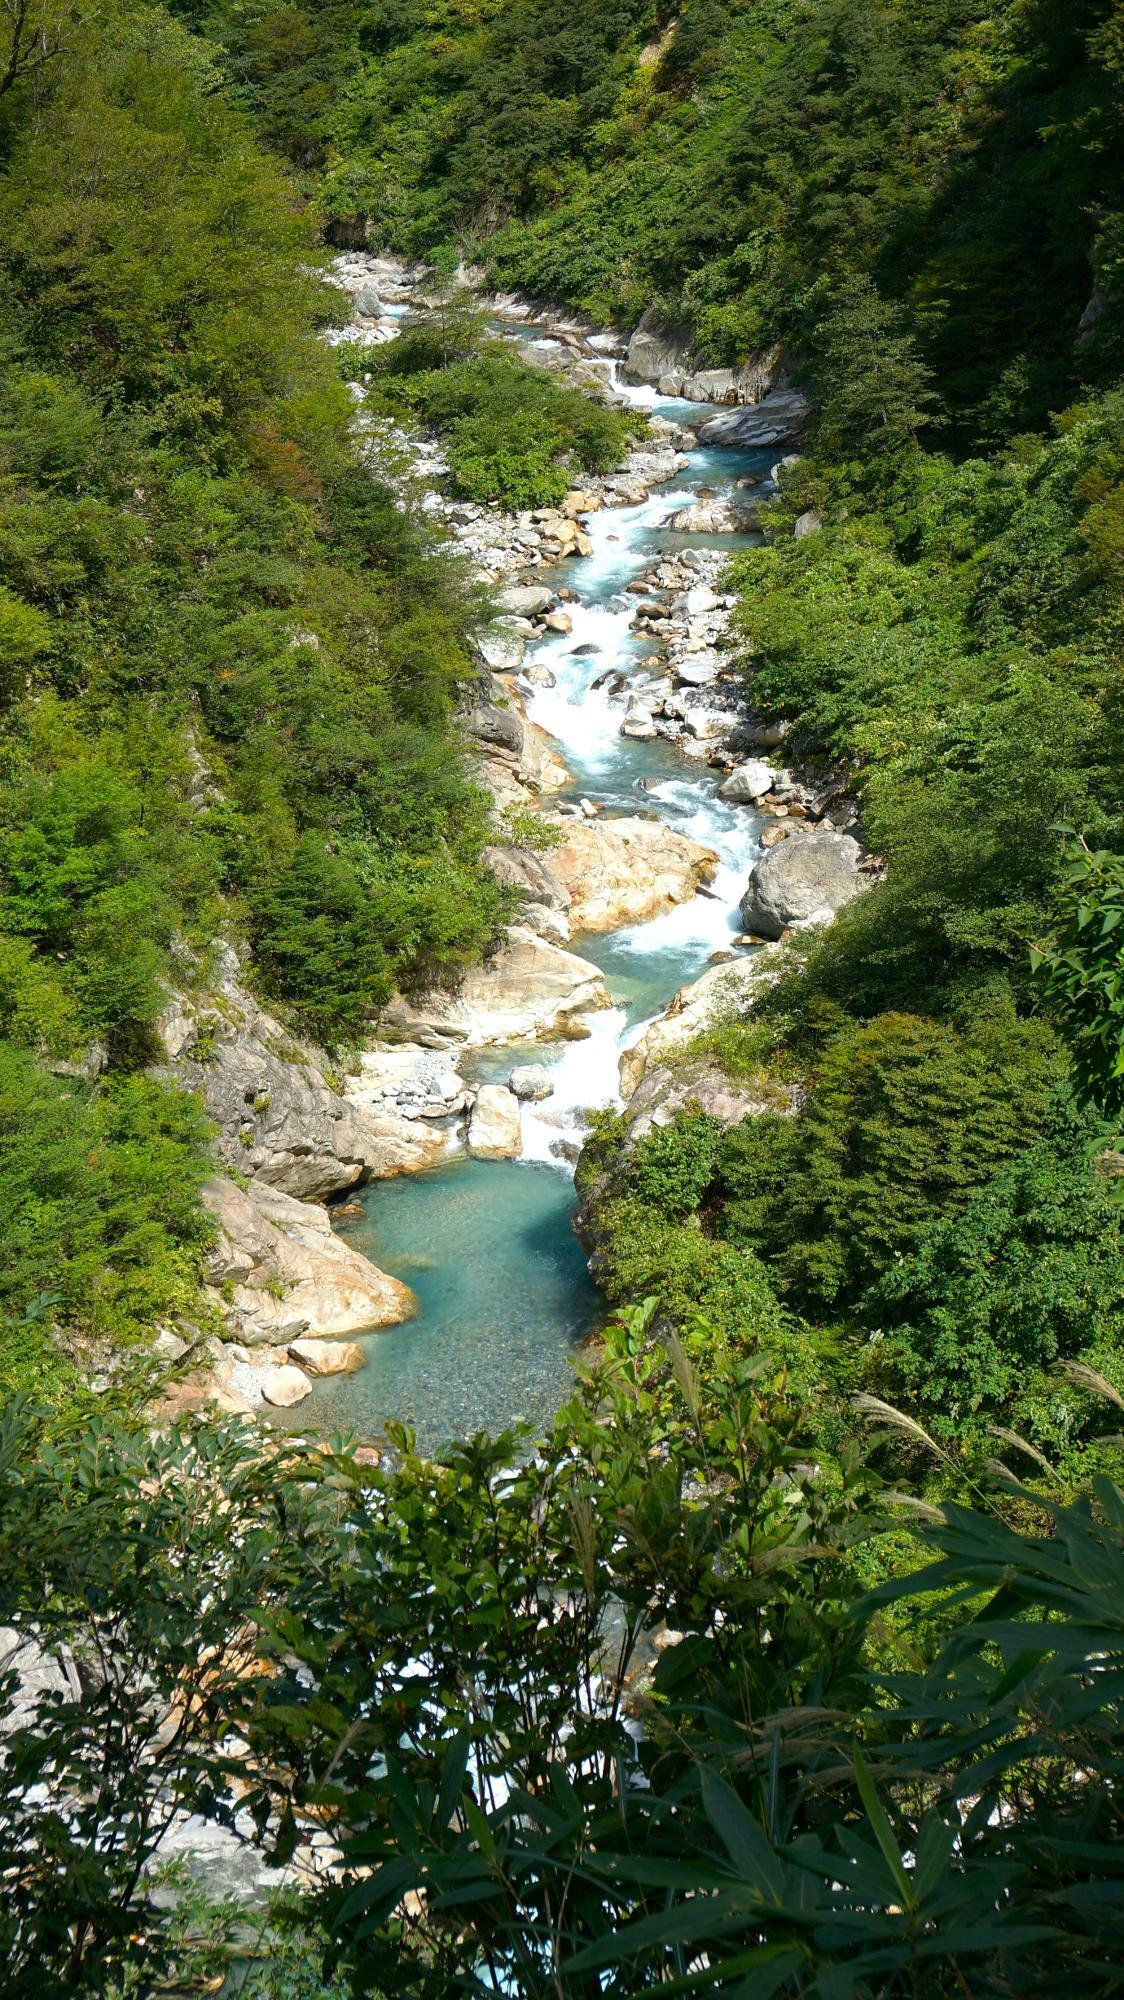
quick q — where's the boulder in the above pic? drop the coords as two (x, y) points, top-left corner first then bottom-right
(353, 282), (383, 316)
(620, 702), (657, 739)
(289, 1337), (367, 1375)
(718, 759), (775, 804)
(468, 1084), (523, 1158)
(157, 945), (420, 1198)
(377, 925), (610, 1048)
(748, 717), (792, 750)
(497, 584), (554, 617)
(697, 391), (812, 449)
(676, 653), (722, 686)
(510, 1062), (553, 1101)
(681, 709), (727, 739)
(793, 509), (823, 539)
(476, 620), (525, 672)
(740, 831), (866, 939)
(667, 499), (759, 534)
(543, 609), (573, 633)
(258, 1364), (313, 1409)
(203, 1177), (416, 1345)
(544, 815), (718, 931)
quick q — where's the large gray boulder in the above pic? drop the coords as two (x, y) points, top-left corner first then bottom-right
(740, 832), (866, 939)
(697, 391), (812, 448)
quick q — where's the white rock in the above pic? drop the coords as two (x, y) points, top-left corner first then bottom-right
(718, 759), (775, 803)
(288, 1338), (367, 1376)
(544, 815), (718, 930)
(510, 1063), (553, 1101)
(620, 950), (782, 1095)
(468, 1085), (523, 1158)
(203, 1179), (416, 1345)
(497, 584), (553, 617)
(377, 926), (610, 1048)
(259, 1364), (313, 1408)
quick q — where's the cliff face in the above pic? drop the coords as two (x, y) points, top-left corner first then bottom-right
(157, 944), (454, 1202)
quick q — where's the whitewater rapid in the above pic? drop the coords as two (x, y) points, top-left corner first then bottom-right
(502, 446), (765, 1170)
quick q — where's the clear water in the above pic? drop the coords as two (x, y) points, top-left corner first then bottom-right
(289, 1162), (601, 1455)
(293, 392), (772, 1449)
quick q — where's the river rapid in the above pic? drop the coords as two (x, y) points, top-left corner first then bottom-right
(303, 359), (773, 1452)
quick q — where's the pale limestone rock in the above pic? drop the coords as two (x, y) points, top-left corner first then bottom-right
(203, 1178), (416, 1346)
(289, 1337), (367, 1375)
(344, 1044), (466, 1177)
(468, 1084), (523, 1158)
(377, 925), (610, 1048)
(259, 1364), (313, 1409)
(544, 815), (718, 932)
(718, 759), (775, 804)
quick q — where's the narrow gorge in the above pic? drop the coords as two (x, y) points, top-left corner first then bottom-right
(219, 256), (867, 1449)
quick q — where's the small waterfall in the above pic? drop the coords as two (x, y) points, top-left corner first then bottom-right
(517, 1006), (629, 1166)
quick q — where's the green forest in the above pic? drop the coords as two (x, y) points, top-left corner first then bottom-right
(2, 0), (1124, 1991)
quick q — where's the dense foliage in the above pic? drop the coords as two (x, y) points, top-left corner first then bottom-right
(3, 1335), (1123, 1995)
(361, 311), (637, 509)
(189, 0), (1124, 436)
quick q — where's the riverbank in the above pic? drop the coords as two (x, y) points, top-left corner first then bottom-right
(263, 257), (865, 1450)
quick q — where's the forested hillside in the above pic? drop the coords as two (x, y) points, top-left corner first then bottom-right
(3, 0), (1124, 1991)
(184, 0), (1123, 434)
(0, 0), (513, 1399)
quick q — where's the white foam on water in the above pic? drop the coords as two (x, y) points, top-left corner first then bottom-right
(518, 1006), (629, 1166)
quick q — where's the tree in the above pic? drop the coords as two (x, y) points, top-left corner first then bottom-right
(1033, 835), (1124, 1125)
(0, 0), (79, 98)
(812, 274), (935, 459)
(0, 1409), (336, 1996)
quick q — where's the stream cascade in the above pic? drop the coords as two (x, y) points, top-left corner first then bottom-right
(305, 273), (786, 1450)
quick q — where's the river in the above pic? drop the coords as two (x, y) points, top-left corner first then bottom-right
(299, 369), (772, 1452)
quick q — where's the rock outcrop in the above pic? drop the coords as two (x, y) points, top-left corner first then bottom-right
(620, 1057), (792, 1143)
(464, 680), (569, 808)
(696, 391), (811, 449)
(623, 311), (791, 407)
(377, 925), (610, 1048)
(202, 1177), (416, 1346)
(467, 1084), (523, 1158)
(619, 950), (782, 1096)
(740, 831), (867, 939)
(543, 815), (718, 931)
(158, 946), (424, 1200)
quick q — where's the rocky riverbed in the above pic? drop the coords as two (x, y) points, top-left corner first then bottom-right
(157, 253), (871, 1435)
